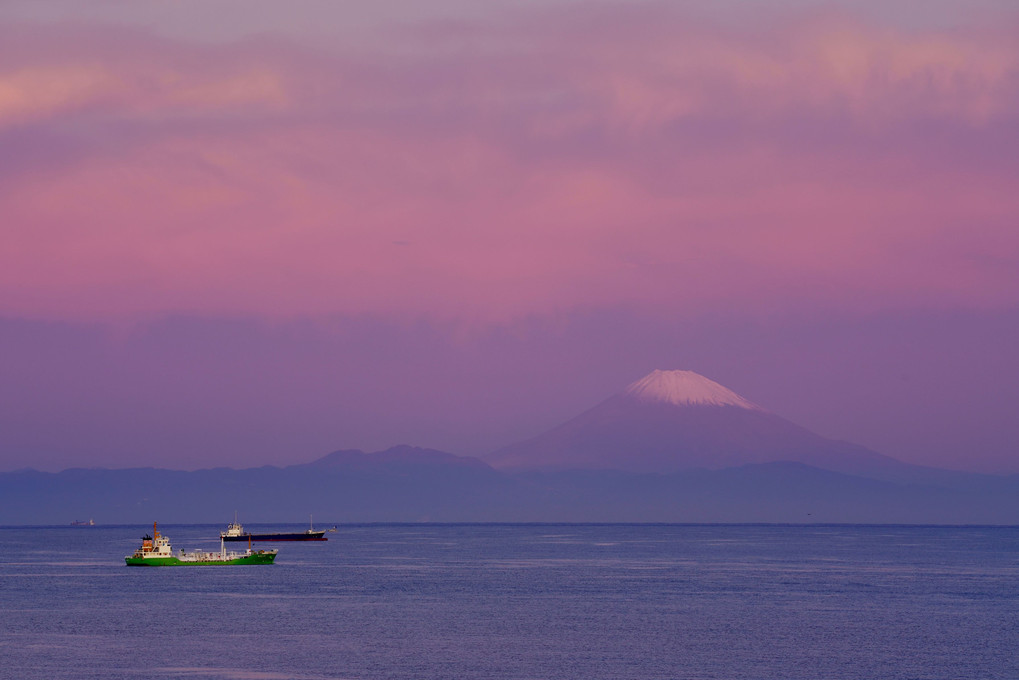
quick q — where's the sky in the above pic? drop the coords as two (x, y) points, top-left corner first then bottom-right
(1, 0), (1017, 473)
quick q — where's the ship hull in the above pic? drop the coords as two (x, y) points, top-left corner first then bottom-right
(223, 532), (326, 542)
(125, 552), (277, 566)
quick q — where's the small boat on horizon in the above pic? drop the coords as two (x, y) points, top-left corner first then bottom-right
(221, 513), (327, 542)
(125, 522), (277, 566)
(71, 518), (95, 526)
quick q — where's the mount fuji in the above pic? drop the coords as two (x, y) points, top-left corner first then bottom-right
(487, 369), (907, 478)
(5, 370), (1019, 523)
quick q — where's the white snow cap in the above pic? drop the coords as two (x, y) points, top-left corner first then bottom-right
(623, 369), (763, 410)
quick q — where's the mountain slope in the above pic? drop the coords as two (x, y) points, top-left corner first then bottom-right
(488, 369), (907, 478)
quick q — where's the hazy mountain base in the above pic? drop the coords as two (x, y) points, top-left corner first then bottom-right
(2, 450), (1017, 525)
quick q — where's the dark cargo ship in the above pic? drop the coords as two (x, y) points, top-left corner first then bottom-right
(221, 515), (327, 542)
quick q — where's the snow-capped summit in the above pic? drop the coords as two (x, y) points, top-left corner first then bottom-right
(623, 369), (762, 410)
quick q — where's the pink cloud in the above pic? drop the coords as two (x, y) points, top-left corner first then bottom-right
(1, 8), (1018, 322)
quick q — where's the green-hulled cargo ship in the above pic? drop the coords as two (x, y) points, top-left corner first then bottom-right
(125, 523), (277, 566)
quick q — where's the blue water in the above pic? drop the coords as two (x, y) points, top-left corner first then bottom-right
(1, 524), (1016, 679)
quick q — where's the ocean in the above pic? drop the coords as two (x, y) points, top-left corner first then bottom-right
(1, 523), (1016, 679)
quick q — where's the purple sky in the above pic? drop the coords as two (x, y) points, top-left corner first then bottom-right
(1, 1), (1017, 473)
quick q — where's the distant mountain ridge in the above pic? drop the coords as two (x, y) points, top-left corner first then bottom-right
(3, 447), (1017, 525)
(4, 370), (1017, 525)
(299, 445), (493, 470)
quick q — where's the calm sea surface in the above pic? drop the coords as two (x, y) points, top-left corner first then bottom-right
(1, 524), (1017, 680)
